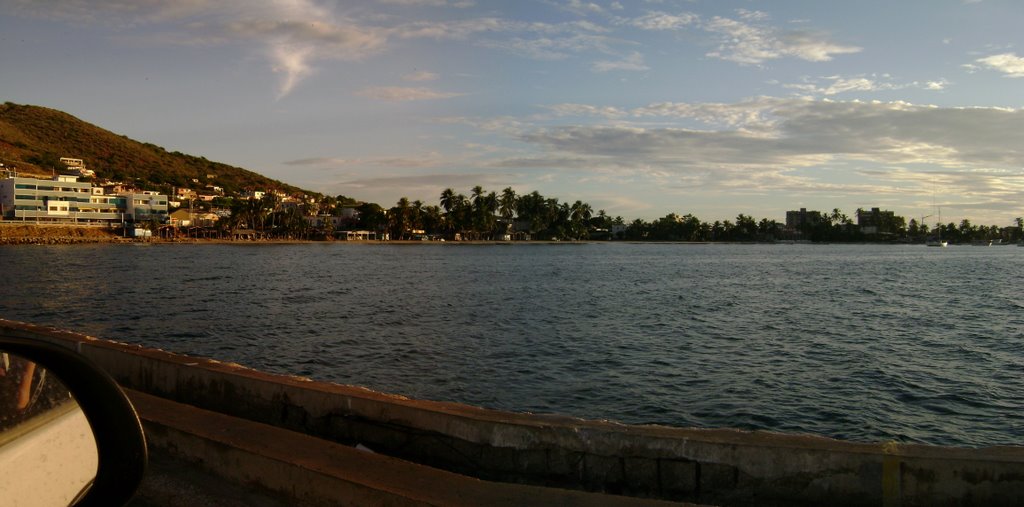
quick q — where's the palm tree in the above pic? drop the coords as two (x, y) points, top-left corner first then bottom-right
(411, 199), (424, 233)
(569, 200), (592, 239)
(499, 187), (517, 220)
(453, 193), (470, 239)
(390, 197), (412, 240)
(440, 188), (455, 214)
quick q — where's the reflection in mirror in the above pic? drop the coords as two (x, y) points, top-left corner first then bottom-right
(0, 351), (99, 506)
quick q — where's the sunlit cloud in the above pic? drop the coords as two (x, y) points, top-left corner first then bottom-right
(511, 98), (1024, 219)
(270, 45), (314, 99)
(783, 75), (950, 96)
(974, 53), (1024, 77)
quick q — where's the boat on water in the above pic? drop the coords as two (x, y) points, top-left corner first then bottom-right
(923, 206), (946, 247)
(971, 239), (993, 246)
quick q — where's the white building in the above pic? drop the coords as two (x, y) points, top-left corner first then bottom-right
(0, 175), (166, 224)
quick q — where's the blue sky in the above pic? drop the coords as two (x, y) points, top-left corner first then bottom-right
(2, 0), (1023, 225)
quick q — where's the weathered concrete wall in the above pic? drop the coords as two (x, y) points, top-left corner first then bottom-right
(4, 319), (1023, 506)
(130, 389), (688, 507)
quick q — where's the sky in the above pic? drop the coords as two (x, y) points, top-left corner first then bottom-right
(1, 0), (1023, 225)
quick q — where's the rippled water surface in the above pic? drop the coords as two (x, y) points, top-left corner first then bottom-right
(3, 242), (1023, 447)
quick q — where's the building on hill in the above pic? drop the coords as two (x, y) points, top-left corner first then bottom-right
(0, 174), (167, 224)
(59, 157), (95, 178)
(175, 188), (197, 200)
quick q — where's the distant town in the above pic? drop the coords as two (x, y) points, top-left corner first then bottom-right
(2, 157), (1022, 245)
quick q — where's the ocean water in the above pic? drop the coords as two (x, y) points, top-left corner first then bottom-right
(2, 242), (1022, 447)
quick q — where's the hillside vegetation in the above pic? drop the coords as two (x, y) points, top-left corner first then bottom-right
(0, 102), (309, 196)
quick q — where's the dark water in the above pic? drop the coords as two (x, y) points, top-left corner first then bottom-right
(2, 242), (1023, 447)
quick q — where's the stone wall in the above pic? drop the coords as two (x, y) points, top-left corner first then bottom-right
(3, 319), (1023, 506)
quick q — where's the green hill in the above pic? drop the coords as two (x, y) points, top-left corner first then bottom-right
(0, 102), (311, 197)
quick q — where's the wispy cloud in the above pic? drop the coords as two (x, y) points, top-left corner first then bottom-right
(377, 0), (475, 7)
(622, 8), (860, 66)
(217, 5), (389, 99)
(481, 33), (618, 60)
(563, 0), (606, 16)
(402, 70), (440, 81)
(392, 18), (510, 40)
(356, 86), (464, 101)
(10, 0), (390, 98)
(284, 153), (445, 169)
(630, 11), (699, 31)
(703, 11), (860, 64)
(592, 51), (649, 72)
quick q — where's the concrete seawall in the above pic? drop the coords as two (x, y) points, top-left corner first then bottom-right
(4, 320), (1023, 506)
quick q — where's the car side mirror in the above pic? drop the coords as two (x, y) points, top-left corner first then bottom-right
(0, 337), (147, 506)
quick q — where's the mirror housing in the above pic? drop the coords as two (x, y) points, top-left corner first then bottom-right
(0, 337), (147, 506)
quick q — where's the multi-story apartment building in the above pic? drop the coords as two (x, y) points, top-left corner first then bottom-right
(785, 208), (822, 230)
(0, 175), (167, 224)
(857, 207), (900, 235)
(121, 192), (169, 223)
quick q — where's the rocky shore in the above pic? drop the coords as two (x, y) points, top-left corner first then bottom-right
(0, 224), (128, 245)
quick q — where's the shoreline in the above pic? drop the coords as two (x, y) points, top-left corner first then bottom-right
(0, 223), (975, 246)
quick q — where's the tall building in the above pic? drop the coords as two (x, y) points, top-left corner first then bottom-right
(857, 207), (898, 235)
(785, 208), (822, 229)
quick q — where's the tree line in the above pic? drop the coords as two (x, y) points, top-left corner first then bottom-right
(185, 186), (1024, 244)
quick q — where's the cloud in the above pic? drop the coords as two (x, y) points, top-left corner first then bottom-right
(285, 153), (445, 169)
(622, 8), (859, 66)
(10, 0), (390, 98)
(217, 8), (390, 98)
(283, 157), (356, 166)
(393, 18), (510, 40)
(783, 75), (950, 96)
(377, 0), (475, 7)
(547, 103), (629, 118)
(631, 12), (699, 31)
(974, 53), (1024, 77)
(328, 173), (519, 202)
(703, 12), (860, 64)
(481, 33), (618, 60)
(592, 51), (649, 72)
(402, 70), (440, 81)
(563, 100), (1024, 168)
(563, 0), (605, 16)
(355, 86), (464, 101)
(513, 98), (1024, 217)
(551, 97), (788, 127)
(6, 0), (220, 24)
